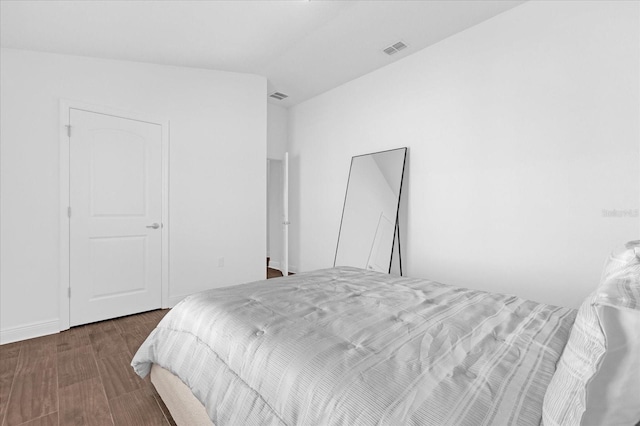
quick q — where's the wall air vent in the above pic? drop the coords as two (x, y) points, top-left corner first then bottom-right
(269, 92), (289, 100)
(383, 41), (408, 56)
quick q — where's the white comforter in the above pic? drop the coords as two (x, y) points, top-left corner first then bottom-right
(132, 267), (575, 426)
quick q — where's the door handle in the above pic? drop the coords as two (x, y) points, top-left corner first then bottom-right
(146, 223), (160, 229)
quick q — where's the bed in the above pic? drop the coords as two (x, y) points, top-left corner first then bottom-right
(132, 242), (640, 426)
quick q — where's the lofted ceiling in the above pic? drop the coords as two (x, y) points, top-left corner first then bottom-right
(0, 0), (525, 107)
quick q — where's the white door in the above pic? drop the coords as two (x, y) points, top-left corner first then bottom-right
(283, 152), (289, 276)
(69, 109), (162, 326)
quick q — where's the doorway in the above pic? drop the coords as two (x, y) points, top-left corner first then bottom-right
(60, 103), (169, 329)
(267, 158), (283, 276)
(266, 155), (289, 278)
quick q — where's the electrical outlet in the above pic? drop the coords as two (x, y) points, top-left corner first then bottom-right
(218, 257), (225, 267)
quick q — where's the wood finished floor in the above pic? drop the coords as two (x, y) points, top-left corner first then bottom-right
(266, 267), (283, 279)
(0, 309), (175, 426)
(267, 268), (294, 279)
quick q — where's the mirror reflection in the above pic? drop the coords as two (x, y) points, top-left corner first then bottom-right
(334, 147), (407, 273)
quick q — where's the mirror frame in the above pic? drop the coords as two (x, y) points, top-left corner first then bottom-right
(334, 147), (408, 274)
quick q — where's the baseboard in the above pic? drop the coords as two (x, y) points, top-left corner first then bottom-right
(0, 319), (59, 345)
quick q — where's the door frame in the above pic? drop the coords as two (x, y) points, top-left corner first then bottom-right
(59, 100), (170, 331)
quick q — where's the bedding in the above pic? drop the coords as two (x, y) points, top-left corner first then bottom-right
(132, 267), (576, 426)
(543, 240), (640, 426)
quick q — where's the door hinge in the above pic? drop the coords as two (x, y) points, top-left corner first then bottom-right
(68, 287), (71, 298)
(67, 206), (71, 218)
(66, 125), (71, 138)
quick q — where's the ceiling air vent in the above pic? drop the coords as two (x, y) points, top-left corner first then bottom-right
(383, 41), (408, 56)
(269, 92), (289, 100)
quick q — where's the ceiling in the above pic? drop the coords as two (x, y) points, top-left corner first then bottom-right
(0, 0), (525, 107)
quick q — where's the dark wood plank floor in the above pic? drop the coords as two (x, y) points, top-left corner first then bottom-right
(267, 267), (284, 279)
(267, 267), (295, 279)
(0, 310), (175, 426)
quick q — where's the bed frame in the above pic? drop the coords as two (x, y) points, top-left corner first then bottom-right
(150, 364), (214, 426)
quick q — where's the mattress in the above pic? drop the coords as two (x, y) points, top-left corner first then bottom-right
(132, 267), (576, 425)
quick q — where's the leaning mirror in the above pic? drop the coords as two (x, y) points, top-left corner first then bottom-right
(334, 147), (407, 274)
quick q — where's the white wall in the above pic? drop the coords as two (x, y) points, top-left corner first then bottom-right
(267, 103), (288, 160)
(288, 1), (640, 309)
(0, 48), (267, 342)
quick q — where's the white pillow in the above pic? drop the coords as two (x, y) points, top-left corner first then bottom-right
(600, 240), (640, 284)
(542, 240), (640, 426)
